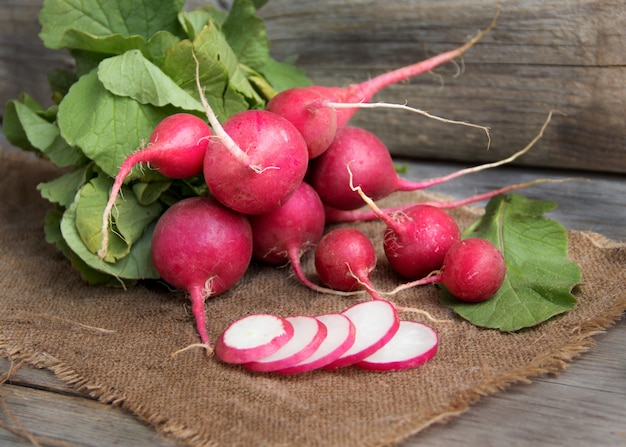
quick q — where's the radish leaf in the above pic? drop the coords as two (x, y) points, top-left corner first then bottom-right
(440, 194), (581, 331)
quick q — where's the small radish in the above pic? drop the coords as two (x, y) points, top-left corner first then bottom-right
(215, 314), (295, 364)
(265, 16), (496, 158)
(326, 299), (400, 370)
(244, 315), (327, 372)
(276, 313), (356, 374)
(357, 320), (438, 372)
(391, 238), (507, 303)
(314, 228), (377, 293)
(98, 113), (211, 259)
(151, 196), (253, 352)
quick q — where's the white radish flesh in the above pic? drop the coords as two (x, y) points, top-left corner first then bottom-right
(325, 300), (400, 370)
(357, 320), (438, 372)
(215, 314), (294, 364)
(277, 313), (356, 374)
(244, 315), (327, 372)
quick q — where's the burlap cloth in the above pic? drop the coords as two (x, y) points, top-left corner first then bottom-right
(1, 146), (625, 447)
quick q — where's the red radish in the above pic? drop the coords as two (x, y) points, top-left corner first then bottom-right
(265, 87), (337, 159)
(192, 54), (309, 215)
(392, 238), (506, 303)
(439, 238), (506, 302)
(325, 299), (400, 370)
(202, 109), (309, 214)
(244, 315), (327, 372)
(265, 16), (496, 158)
(249, 182), (329, 292)
(277, 313), (357, 374)
(215, 314), (295, 364)
(357, 320), (438, 372)
(314, 227), (377, 293)
(150, 196), (253, 351)
(98, 113), (211, 259)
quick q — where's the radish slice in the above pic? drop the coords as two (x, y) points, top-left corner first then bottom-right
(357, 320), (438, 372)
(325, 300), (400, 370)
(215, 314), (294, 364)
(276, 313), (356, 374)
(244, 315), (327, 372)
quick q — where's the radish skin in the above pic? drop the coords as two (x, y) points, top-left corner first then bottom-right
(215, 314), (295, 364)
(244, 315), (327, 372)
(357, 320), (438, 372)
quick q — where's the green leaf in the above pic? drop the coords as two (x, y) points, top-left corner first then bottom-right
(178, 7), (226, 40)
(132, 181), (172, 206)
(39, 0), (185, 49)
(3, 95), (86, 167)
(60, 190), (160, 280)
(37, 164), (95, 207)
(440, 194), (582, 331)
(222, 0), (270, 70)
(97, 49), (204, 112)
(57, 69), (170, 177)
(74, 175), (163, 263)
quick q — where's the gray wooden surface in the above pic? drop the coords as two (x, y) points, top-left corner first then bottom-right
(1, 160), (624, 447)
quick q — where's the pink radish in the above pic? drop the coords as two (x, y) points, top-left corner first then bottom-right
(265, 16), (496, 158)
(150, 196), (253, 351)
(202, 109), (309, 214)
(277, 313), (357, 374)
(192, 54), (309, 215)
(249, 182), (329, 292)
(325, 299), (400, 370)
(98, 113), (211, 259)
(391, 238), (507, 303)
(244, 315), (327, 372)
(314, 227), (377, 293)
(357, 320), (438, 372)
(215, 314), (295, 364)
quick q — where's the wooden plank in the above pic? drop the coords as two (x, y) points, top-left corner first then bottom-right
(254, 0), (626, 173)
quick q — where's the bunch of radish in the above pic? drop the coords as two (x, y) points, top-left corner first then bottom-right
(98, 15), (530, 358)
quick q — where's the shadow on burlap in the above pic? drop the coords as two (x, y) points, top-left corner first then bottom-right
(1, 148), (625, 447)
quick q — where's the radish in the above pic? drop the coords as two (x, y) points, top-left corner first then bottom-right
(202, 109), (309, 214)
(244, 315), (327, 372)
(98, 113), (211, 259)
(215, 314), (295, 364)
(150, 196), (253, 352)
(391, 238), (506, 303)
(276, 313), (356, 374)
(265, 15), (496, 158)
(325, 299), (400, 369)
(248, 182), (330, 292)
(192, 54), (309, 215)
(357, 320), (438, 372)
(314, 227), (377, 293)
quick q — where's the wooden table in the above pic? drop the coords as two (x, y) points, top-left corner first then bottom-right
(1, 159), (624, 447)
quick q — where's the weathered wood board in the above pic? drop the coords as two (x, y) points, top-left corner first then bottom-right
(1, 0), (624, 173)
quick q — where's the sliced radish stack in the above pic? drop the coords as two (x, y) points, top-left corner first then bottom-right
(244, 315), (327, 372)
(357, 320), (438, 372)
(215, 314), (294, 364)
(277, 313), (357, 374)
(325, 299), (400, 370)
